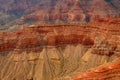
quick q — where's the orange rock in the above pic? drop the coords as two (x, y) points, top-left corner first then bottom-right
(72, 57), (120, 80)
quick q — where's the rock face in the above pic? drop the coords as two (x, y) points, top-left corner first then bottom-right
(20, 0), (120, 23)
(72, 58), (120, 80)
(0, 18), (120, 80)
(0, 0), (120, 30)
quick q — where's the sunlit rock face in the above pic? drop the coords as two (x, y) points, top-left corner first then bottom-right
(0, 18), (120, 80)
(72, 58), (120, 80)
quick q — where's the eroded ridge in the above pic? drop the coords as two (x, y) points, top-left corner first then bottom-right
(0, 24), (95, 53)
(72, 57), (120, 80)
(0, 18), (120, 55)
(0, 18), (119, 80)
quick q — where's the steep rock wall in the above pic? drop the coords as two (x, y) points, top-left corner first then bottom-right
(0, 18), (120, 80)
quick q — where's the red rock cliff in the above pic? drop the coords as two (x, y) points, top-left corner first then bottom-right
(0, 18), (119, 80)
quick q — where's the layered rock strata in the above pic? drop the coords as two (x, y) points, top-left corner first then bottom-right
(0, 18), (120, 80)
(72, 57), (120, 80)
(0, 0), (120, 29)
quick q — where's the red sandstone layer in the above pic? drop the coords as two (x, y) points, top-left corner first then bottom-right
(72, 57), (120, 80)
(0, 18), (120, 54)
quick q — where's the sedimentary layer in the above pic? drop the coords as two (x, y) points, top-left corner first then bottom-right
(0, 18), (119, 80)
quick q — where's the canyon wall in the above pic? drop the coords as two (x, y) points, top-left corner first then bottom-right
(0, 0), (120, 30)
(0, 18), (120, 80)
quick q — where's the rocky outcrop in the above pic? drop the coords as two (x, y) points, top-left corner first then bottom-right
(72, 57), (120, 80)
(0, 18), (120, 80)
